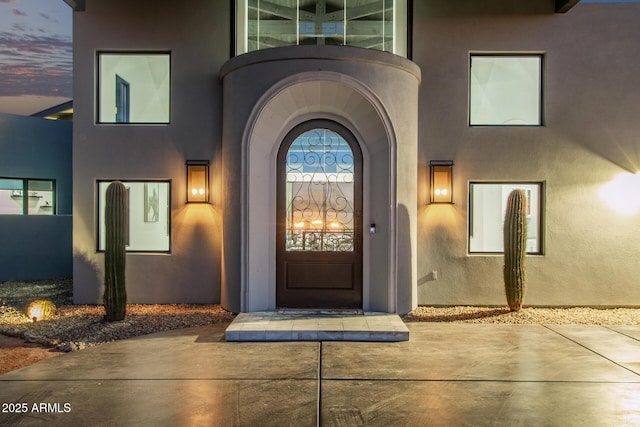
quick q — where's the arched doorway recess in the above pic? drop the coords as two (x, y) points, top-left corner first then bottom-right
(220, 46), (420, 314)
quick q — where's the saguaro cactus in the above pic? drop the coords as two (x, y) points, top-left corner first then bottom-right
(503, 189), (527, 311)
(104, 181), (128, 322)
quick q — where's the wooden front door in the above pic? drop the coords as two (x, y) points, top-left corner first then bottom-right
(276, 120), (363, 308)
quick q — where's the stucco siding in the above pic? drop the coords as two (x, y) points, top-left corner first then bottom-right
(70, 0), (640, 308)
(221, 47), (420, 313)
(415, 2), (640, 306)
(0, 113), (72, 281)
(72, 0), (228, 303)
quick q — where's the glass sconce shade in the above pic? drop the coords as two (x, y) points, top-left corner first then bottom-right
(430, 161), (454, 204)
(186, 160), (209, 203)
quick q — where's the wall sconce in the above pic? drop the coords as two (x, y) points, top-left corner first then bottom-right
(430, 160), (454, 204)
(186, 160), (209, 203)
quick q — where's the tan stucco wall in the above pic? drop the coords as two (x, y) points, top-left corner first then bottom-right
(220, 46), (421, 313)
(72, 0), (228, 303)
(71, 0), (640, 308)
(415, 2), (640, 306)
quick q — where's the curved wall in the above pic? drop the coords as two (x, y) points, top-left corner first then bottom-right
(221, 46), (421, 313)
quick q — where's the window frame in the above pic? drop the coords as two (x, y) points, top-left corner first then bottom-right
(233, 0), (411, 58)
(469, 53), (545, 127)
(96, 51), (172, 125)
(96, 179), (172, 253)
(0, 177), (56, 215)
(468, 181), (545, 255)
(282, 126), (359, 253)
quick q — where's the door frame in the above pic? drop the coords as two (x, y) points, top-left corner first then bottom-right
(275, 119), (364, 308)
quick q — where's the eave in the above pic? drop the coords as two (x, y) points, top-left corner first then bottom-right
(555, 0), (580, 13)
(63, 0), (85, 11)
(61, 0), (580, 14)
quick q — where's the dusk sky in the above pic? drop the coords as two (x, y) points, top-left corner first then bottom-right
(0, 0), (637, 116)
(0, 0), (71, 115)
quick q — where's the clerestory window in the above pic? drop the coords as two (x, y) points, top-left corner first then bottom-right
(236, 0), (408, 57)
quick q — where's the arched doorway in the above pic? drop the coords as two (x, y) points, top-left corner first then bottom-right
(220, 47), (421, 313)
(276, 120), (363, 308)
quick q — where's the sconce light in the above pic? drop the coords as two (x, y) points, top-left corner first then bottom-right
(186, 160), (209, 203)
(429, 160), (454, 204)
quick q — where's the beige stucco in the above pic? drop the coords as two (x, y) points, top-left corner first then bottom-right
(70, 0), (640, 310)
(72, 0), (228, 304)
(415, 2), (640, 306)
(220, 46), (421, 313)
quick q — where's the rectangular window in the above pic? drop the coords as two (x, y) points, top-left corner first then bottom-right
(0, 178), (55, 215)
(469, 182), (543, 254)
(236, 0), (407, 57)
(97, 52), (171, 124)
(98, 181), (171, 252)
(469, 54), (543, 126)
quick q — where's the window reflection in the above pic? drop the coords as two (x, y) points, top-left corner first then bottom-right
(0, 178), (55, 215)
(237, 0), (407, 56)
(285, 129), (355, 252)
(469, 182), (543, 254)
(470, 55), (543, 126)
(98, 53), (170, 124)
(98, 181), (170, 252)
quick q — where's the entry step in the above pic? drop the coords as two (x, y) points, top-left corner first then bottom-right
(225, 311), (409, 342)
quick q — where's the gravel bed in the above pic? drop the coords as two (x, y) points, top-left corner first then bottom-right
(0, 279), (235, 352)
(0, 303), (235, 352)
(2, 280), (639, 352)
(0, 278), (73, 311)
(403, 306), (640, 325)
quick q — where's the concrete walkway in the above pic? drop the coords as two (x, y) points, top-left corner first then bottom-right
(1, 323), (639, 426)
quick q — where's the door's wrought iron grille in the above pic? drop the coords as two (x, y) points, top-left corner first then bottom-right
(285, 128), (354, 251)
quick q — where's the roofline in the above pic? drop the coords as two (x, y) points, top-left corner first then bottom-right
(556, 0), (581, 13)
(62, 0), (579, 14)
(63, 0), (85, 11)
(31, 100), (73, 118)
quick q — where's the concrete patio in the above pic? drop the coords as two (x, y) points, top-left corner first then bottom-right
(1, 323), (639, 426)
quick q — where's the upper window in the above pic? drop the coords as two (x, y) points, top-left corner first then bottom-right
(236, 0), (407, 57)
(469, 182), (543, 254)
(469, 55), (543, 126)
(97, 53), (171, 124)
(0, 178), (55, 215)
(97, 181), (171, 252)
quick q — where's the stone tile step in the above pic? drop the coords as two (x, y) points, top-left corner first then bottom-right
(225, 311), (409, 342)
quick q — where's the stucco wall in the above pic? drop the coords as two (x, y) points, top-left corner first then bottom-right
(0, 113), (72, 281)
(220, 46), (420, 313)
(71, 0), (640, 308)
(72, 0), (228, 303)
(415, 2), (640, 306)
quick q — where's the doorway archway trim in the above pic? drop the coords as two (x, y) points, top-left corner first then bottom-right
(240, 70), (398, 313)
